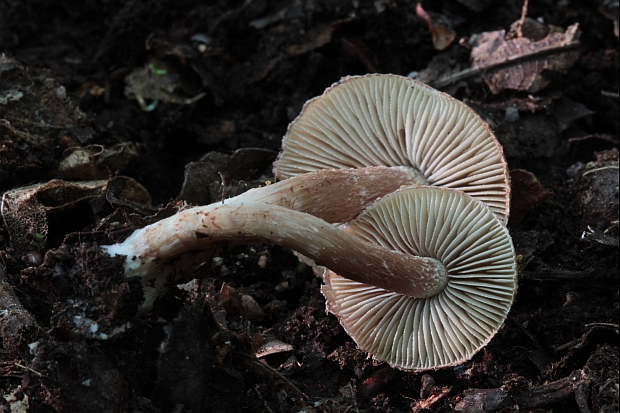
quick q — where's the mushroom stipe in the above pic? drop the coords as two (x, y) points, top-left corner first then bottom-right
(103, 182), (453, 315)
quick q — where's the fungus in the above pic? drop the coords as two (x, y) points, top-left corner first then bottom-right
(102, 185), (516, 371)
(103, 184), (451, 314)
(101, 166), (424, 313)
(275, 74), (511, 224)
(322, 186), (517, 371)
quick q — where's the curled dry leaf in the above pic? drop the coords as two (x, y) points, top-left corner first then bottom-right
(177, 148), (277, 206)
(509, 169), (552, 225)
(432, 26), (458, 51)
(58, 147), (100, 180)
(415, 3), (456, 51)
(554, 97), (594, 133)
(58, 142), (140, 180)
(255, 339), (294, 359)
(1, 178), (151, 254)
(470, 23), (581, 93)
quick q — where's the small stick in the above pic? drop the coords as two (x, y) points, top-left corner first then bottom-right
(601, 90), (619, 98)
(15, 363), (46, 377)
(218, 172), (226, 204)
(242, 353), (310, 401)
(517, 0), (530, 38)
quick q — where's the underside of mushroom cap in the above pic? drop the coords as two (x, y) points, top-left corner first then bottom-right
(275, 74), (511, 224)
(321, 186), (517, 371)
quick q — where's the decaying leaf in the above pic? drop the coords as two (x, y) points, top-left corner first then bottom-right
(58, 147), (100, 180)
(554, 97), (594, 132)
(177, 148), (277, 205)
(255, 339), (294, 359)
(470, 21), (581, 93)
(58, 142), (140, 180)
(357, 367), (395, 398)
(425, 19), (581, 92)
(575, 149), (619, 244)
(1, 178), (151, 254)
(125, 60), (206, 107)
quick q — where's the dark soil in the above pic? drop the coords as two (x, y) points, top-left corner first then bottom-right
(0, 1), (617, 412)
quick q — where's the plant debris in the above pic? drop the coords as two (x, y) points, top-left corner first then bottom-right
(424, 18), (581, 91)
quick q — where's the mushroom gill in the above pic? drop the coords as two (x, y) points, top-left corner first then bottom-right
(322, 186), (517, 371)
(275, 74), (511, 224)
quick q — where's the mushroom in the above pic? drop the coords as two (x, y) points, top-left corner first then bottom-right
(103, 184), (451, 314)
(275, 74), (511, 224)
(322, 186), (517, 371)
(102, 185), (516, 371)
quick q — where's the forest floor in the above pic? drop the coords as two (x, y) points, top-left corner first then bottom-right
(0, 0), (618, 412)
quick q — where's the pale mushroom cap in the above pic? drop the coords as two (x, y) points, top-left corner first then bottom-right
(321, 186), (517, 371)
(275, 74), (510, 224)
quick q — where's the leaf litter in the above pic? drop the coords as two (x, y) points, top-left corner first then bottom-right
(0, 0), (617, 412)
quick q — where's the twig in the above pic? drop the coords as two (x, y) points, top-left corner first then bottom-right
(522, 268), (595, 281)
(15, 363), (46, 377)
(241, 353), (310, 401)
(4, 116), (64, 129)
(508, 315), (541, 347)
(585, 322), (619, 329)
(601, 90), (619, 98)
(582, 165), (619, 176)
(218, 172), (226, 204)
(252, 385), (276, 413)
(554, 323), (618, 353)
(456, 370), (585, 411)
(517, 0), (530, 38)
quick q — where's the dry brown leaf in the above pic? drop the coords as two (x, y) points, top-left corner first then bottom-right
(470, 23), (581, 93)
(415, 3), (456, 51)
(432, 25), (457, 51)
(509, 169), (553, 225)
(255, 339), (294, 358)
